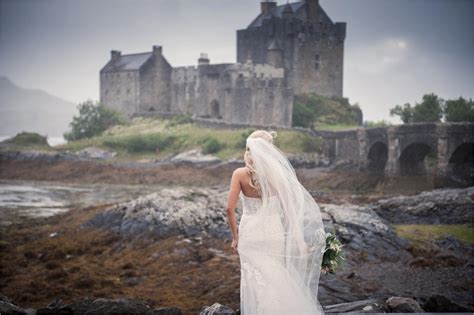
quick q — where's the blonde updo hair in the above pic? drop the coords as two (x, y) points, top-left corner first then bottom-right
(243, 130), (277, 196)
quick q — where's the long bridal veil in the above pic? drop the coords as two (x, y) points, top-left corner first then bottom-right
(244, 136), (326, 314)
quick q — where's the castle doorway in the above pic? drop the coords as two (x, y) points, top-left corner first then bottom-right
(210, 100), (221, 119)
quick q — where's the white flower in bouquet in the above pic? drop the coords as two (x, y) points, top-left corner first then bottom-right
(320, 231), (345, 274)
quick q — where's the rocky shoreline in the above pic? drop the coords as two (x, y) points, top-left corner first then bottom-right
(1, 185), (473, 313)
(370, 187), (474, 224)
(1, 292), (472, 314)
(1, 149), (473, 314)
(0, 148), (330, 170)
(81, 186), (474, 306)
(82, 187), (412, 262)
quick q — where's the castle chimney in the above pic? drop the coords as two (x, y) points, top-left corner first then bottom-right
(261, 1), (277, 14)
(198, 53), (210, 66)
(306, 0), (319, 21)
(153, 45), (163, 56)
(111, 50), (121, 61)
(282, 3), (294, 19)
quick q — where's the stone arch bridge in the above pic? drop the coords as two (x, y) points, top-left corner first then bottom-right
(311, 123), (473, 186)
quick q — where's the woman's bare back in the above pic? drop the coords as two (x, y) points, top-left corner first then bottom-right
(236, 167), (261, 199)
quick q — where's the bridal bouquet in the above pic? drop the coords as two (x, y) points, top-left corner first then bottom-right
(320, 231), (345, 274)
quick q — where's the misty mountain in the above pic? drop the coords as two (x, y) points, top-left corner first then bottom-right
(0, 76), (78, 137)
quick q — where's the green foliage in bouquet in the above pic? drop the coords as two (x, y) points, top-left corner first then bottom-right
(321, 231), (345, 274)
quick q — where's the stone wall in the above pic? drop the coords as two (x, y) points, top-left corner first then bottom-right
(171, 66), (199, 114)
(100, 70), (140, 117)
(169, 61), (293, 127)
(224, 77), (293, 127)
(139, 47), (172, 114)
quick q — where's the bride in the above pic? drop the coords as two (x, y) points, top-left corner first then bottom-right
(226, 130), (326, 314)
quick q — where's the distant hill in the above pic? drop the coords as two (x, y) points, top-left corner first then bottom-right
(0, 76), (78, 137)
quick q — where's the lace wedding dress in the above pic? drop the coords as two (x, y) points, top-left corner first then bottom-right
(238, 191), (325, 314)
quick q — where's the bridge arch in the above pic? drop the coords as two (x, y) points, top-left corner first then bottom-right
(367, 141), (388, 174)
(447, 142), (474, 185)
(399, 142), (436, 176)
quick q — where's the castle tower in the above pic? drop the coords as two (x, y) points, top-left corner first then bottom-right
(306, 0), (319, 22)
(236, 0), (346, 97)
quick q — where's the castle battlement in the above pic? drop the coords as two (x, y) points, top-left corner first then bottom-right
(171, 66), (198, 83)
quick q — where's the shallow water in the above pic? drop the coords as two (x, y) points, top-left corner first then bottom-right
(0, 180), (165, 226)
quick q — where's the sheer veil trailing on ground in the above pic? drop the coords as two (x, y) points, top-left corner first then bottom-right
(240, 136), (326, 314)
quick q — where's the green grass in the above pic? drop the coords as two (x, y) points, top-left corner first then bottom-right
(312, 123), (359, 131)
(0, 132), (53, 151)
(56, 116), (322, 160)
(5, 132), (49, 146)
(394, 223), (474, 245)
(293, 93), (362, 128)
(365, 120), (391, 128)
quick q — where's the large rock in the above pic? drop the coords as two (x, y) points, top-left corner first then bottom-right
(76, 146), (117, 159)
(286, 152), (331, 168)
(385, 296), (424, 313)
(83, 186), (409, 258)
(422, 294), (473, 312)
(199, 303), (236, 315)
(169, 149), (221, 166)
(322, 298), (388, 313)
(82, 187), (232, 238)
(370, 187), (474, 224)
(320, 203), (410, 262)
(83, 186), (412, 267)
(0, 293), (30, 315)
(0, 150), (77, 162)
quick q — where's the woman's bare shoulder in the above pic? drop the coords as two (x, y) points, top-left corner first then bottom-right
(233, 167), (249, 177)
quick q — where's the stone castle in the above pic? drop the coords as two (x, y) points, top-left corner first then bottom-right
(100, 0), (346, 127)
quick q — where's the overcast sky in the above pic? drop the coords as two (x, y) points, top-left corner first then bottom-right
(0, 0), (473, 122)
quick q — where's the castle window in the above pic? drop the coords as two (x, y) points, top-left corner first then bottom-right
(127, 72), (131, 78)
(210, 100), (221, 119)
(116, 89), (120, 94)
(315, 54), (320, 70)
(126, 88), (131, 94)
(105, 89), (109, 95)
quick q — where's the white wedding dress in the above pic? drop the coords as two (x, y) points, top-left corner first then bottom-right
(238, 191), (325, 315)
